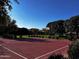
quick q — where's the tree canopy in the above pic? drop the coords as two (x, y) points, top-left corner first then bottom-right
(0, 0), (19, 36)
(46, 15), (79, 36)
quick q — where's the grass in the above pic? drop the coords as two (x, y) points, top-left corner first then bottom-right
(16, 35), (50, 39)
(15, 34), (68, 40)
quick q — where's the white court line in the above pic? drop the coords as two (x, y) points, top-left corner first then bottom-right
(0, 45), (28, 59)
(34, 45), (68, 59)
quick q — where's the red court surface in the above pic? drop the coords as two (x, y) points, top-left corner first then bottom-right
(0, 38), (70, 59)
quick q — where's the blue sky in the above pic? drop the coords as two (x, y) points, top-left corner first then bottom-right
(10, 0), (79, 29)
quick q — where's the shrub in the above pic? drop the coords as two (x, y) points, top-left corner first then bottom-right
(3, 34), (15, 39)
(48, 54), (64, 59)
(68, 40), (79, 59)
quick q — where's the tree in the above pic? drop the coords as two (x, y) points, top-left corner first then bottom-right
(65, 16), (79, 40)
(56, 20), (65, 35)
(0, 15), (11, 35)
(46, 21), (58, 35)
(0, 0), (19, 36)
(0, 0), (19, 26)
(70, 16), (79, 38)
(0, 0), (18, 16)
(46, 15), (79, 39)
(30, 28), (40, 35)
(64, 19), (71, 33)
(46, 20), (65, 35)
(0, 14), (11, 27)
(42, 28), (49, 35)
(7, 19), (17, 34)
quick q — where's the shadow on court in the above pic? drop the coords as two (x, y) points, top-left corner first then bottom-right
(16, 38), (50, 42)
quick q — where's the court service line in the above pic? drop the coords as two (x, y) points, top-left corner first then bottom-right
(1, 45), (28, 59)
(34, 45), (68, 59)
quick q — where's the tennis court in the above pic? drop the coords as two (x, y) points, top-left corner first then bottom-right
(0, 38), (70, 59)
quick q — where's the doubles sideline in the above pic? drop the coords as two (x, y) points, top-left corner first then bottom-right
(34, 45), (68, 59)
(0, 45), (28, 59)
